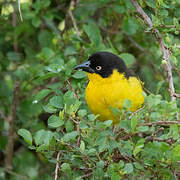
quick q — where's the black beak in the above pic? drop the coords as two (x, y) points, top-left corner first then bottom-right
(73, 61), (95, 73)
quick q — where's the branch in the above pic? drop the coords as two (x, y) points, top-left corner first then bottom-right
(140, 121), (180, 126)
(130, 0), (178, 118)
(80, 172), (93, 179)
(5, 80), (20, 170)
(128, 105), (145, 120)
(55, 151), (61, 180)
(67, 0), (80, 37)
(18, 0), (23, 22)
(173, 93), (180, 98)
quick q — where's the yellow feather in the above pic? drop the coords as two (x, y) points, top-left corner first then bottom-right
(85, 70), (144, 124)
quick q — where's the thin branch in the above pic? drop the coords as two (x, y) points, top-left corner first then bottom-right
(173, 93), (180, 98)
(130, 0), (178, 119)
(5, 80), (20, 170)
(128, 105), (145, 120)
(68, 0), (80, 37)
(140, 121), (180, 126)
(55, 151), (61, 180)
(18, 0), (23, 22)
(80, 172), (93, 179)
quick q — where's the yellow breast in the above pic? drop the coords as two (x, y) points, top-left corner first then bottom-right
(85, 70), (144, 124)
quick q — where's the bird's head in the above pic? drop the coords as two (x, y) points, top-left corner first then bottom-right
(74, 52), (133, 78)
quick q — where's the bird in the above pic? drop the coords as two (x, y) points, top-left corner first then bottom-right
(74, 52), (144, 124)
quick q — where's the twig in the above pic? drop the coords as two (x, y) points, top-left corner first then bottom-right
(173, 93), (180, 98)
(68, 0), (80, 37)
(18, 0), (23, 22)
(130, 0), (178, 119)
(5, 80), (20, 170)
(55, 151), (61, 180)
(140, 121), (180, 126)
(80, 172), (93, 179)
(128, 105), (145, 120)
(3, 168), (28, 180)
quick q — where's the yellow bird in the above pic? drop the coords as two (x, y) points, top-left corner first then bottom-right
(74, 52), (144, 124)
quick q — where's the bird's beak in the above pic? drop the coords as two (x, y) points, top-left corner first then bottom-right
(73, 61), (95, 73)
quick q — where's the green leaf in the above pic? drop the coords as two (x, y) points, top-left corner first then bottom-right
(62, 131), (78, 142)
(103, 120), (112, 127)
(7, 52), (21, 61)
(131, 116), (138, 133)
(137, 126), (149, 132)
(45, 64), (62, 73)
(64, 46), (77, 56)
(83, 21), (102, 46)
(78, 109), (87, 117)
(80, 140), (85, 152)
(146, 0), (156, 8)
(72, 71), (86, 79)
(34, 130), (54, 146)
(133, 139), (145, 156)
(32, 17), (41, 27)
(65, 120), (74, 132)
(122, 17), (137, 35)
(119, 53), (136, 67)
(79, 121), (88, 129)
(109, 107), (121, 116)
(18, 129), (32, 146)
(123, 99), (132, 109)
(61, 163), (71, 172)
(133, 162), (143, 170)
(172, 145), (180, 161)
(159, 9), (168, 17)
(43, 103), (57, 113)
(123, 163), (134, 174)
(49, 96), (63, 108)
(113, 5), (125, 14)
(169, 125), (179, 139)
(48, 115), (64, 128)
(41, 47), (55, 59)
(34, 89), (51, 101)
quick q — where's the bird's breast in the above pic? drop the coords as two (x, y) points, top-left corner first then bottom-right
(85, 70), (144, 123)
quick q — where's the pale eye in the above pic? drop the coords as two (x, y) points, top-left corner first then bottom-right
(96, 66), (102, 71)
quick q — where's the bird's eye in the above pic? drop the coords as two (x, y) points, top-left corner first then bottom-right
(96, 66), (102, 71)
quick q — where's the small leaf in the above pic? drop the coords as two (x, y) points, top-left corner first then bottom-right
(109, 107), (121, 116)
(32, 17), (41, 27)
(123, 99), (132, 109)
(49, 96), (63, 108)
(146, 0), (156, 8)
(78, 109), (87, 117)
(80, 140), (85, 152)
(119, 53), (136, 67)
(18, 129), (32, 146)
(61, 163), (71, 172)
(122, 17), (137, 35)
(123, 163), (134, 174)
(34, 89), (51, 101)
(137, 126), (149, 132)
(42, 47), (55, 59)
(48, 115), (64, 128)
(131, 116), (138, 132)
(72, 71), (86, 79)
(83, 21), (102, 47)
(62, 131), (78, 142)
(103, 120), (112, 127)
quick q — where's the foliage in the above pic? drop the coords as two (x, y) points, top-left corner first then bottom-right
(0, 0), (180, 179)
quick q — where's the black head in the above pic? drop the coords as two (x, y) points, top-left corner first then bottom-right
(74, 52), (134, 78)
